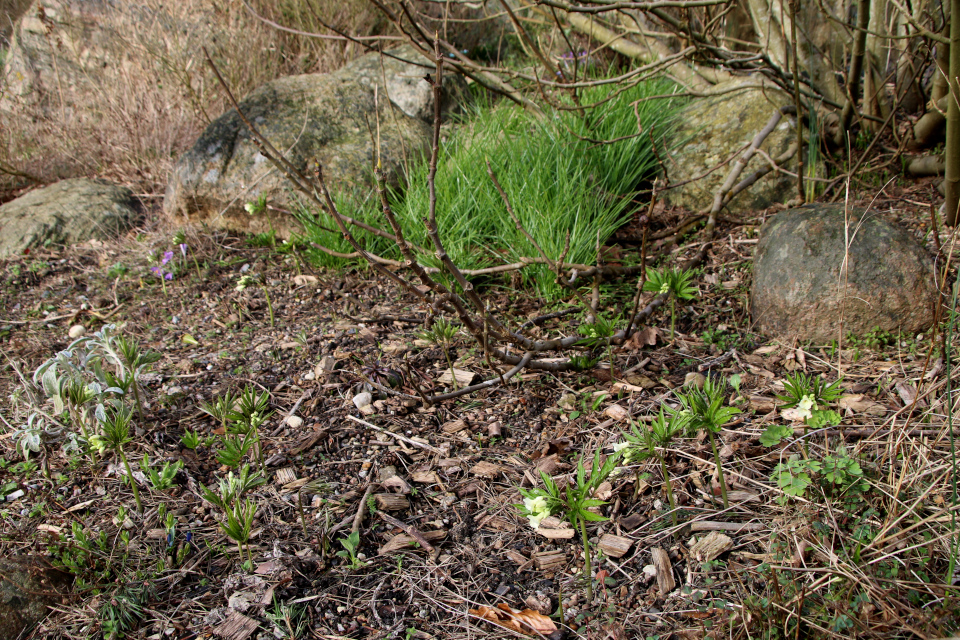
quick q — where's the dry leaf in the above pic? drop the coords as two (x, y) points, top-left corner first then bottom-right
(895, 381), (918, 407)
(292, 274), (318, 286)
(839, 394), (887, 416)
(469, 603), (558, 636)
(382, 475), (411, 494)
(625, 326), (659, 350)
(604, 404), (629, 421)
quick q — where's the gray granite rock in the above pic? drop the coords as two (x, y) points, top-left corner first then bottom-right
(662, 79), (797, 215)
(163, 46), (462, 238)
(0, 178), (137, 257)
(751, 204), (938, 342)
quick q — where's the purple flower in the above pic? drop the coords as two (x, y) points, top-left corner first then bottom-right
(164, 272), (173, 280)
(151, 266), (162, 277)
(179, 243), (188, 257)
(161, 250), (174, 266)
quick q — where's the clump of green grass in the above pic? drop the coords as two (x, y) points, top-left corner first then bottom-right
(296, 80), (682, 297)
(393, 80), (681, 298)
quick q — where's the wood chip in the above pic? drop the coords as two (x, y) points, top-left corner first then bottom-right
(442, 419), (469, 434)
(287, 429), (326, 455)
(411, 470), (439, 483)
(748, 395), (776, 412)
(689, 531), (734, 563)
(378, 530), (446, 555)
(373, 493), (409, 511)
(213, 609), (259, 640)
(37, 524), (63, 535)
(598, 534), (633, 559)
(536, 517), (575, 540)
(281, 478), (309, 493)
(274, 468), (297, 485)
(438, 368), (479, 386)
(650, 547), (675, 595)
(533, 550), (566, 571)
(504, 549), (527, 565)
(477, 515), (517, 532)
(469, 461), (503, 477)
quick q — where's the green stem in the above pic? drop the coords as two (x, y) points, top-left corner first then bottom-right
(944, 277), (960, 584)
(708, 431), (729, 509)
(579, 516), (593, 602)
(131, 377), (146, 426)
(261, 285), (275, 327)
(670, 296), (676, 340)
(443, 347), (459, 390)
(659, 451), (678, 528)
(298, 492), (308, 536)
(118, 448), (143, 513)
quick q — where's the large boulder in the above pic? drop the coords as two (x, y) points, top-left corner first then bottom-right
(751, 204), (938, 342)
(0, 178), (138, 257)
(0, 556), (71, 639)
(661, 79), (797, 215)
(163, 46), (459, 238)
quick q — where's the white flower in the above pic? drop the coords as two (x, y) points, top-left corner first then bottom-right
(796, 394), (816, 421)
(244, 202), (256, 214)
(612, 441), (631, 452)
(659, 282), (669, 295)
(235, 275), (256, 292)
(88, 435), (109, 455)
(523, 495), (550, 529)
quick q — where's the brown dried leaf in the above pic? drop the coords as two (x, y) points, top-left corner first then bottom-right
(469, 604), (559, 636)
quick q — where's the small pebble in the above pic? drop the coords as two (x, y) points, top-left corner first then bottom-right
(68, 324), (85, 339)
(352, 392), (372, 409)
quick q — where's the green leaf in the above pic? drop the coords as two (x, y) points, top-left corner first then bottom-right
(759, 425), (793, 448)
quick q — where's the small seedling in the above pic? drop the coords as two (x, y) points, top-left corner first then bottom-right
(142, 454), (183, 492)
(621, 407), (691, 526)
(181, 429), (200, 449)
(220, 498), (257, 567)
(517, 448), (622, 601)
(236, 274), (275, 327)
(200, 389), (239, 432)
(114, 335), (162, 425)
(643, 267), (697, 340)
(93, 404), (142, 513)
(336, 530), (365, 569)
(419, 318), (460, 389)
(673, 377), (738, 509)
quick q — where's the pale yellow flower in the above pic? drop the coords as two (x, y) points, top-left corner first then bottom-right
(523, 495), (550, 529)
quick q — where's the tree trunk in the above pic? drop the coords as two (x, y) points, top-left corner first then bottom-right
(945, 0), (960, 225)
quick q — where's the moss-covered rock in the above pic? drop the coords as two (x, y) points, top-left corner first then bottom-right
(751, 204), (937, 342)
(163, 46), (460, 238)
(662, 79), (797, 214)
(0, 178), (137, 257)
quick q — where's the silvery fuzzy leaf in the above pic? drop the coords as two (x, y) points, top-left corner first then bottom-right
(106, 387), (124, 396)
(88, 382), (103, 395)
(19, 431), (41, 454)
(95, 403), (107, 423)
(52, 395), (64, 415)
(41, 368), (59, 397)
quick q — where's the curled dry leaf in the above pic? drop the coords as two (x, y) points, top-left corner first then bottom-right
(469, 603), (558, 636)
(292, 274), (318, 286)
